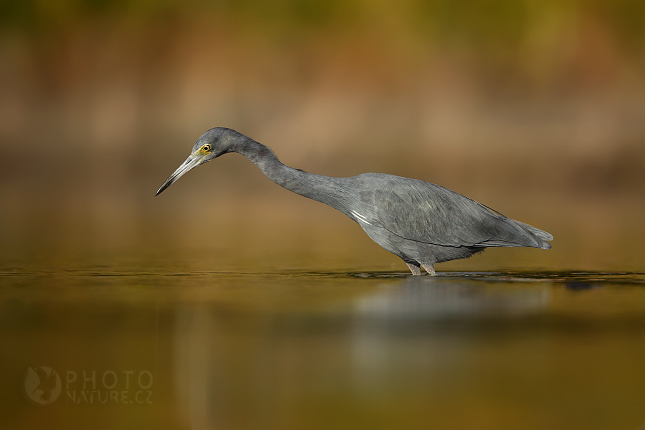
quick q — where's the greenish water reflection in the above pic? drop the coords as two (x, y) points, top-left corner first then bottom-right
(1, 268), (644, 430)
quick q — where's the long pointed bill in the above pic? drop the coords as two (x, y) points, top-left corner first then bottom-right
(156, 154), (203, 196)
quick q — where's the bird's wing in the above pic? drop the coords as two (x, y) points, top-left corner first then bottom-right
(359, 177), (539, 248)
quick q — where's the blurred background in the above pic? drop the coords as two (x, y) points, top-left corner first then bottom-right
(0, 0), (644, 270)
(2, 3), (645, 430)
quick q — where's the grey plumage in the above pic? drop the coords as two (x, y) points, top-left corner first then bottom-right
(156, 127), (553, 275)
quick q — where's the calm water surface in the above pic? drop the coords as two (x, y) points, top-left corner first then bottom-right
(1, 263), (644, 430)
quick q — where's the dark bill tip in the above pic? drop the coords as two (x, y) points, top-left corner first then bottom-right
(155, 181), (172, 196)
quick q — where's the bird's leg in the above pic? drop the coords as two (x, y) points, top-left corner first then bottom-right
(406, 263), (422, 276)
(421, 263), (436, 276)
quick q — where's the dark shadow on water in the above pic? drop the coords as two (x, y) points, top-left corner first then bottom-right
(345, 270), (645, 285)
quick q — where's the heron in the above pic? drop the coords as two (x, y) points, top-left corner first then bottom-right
(156, 127), (552, 275)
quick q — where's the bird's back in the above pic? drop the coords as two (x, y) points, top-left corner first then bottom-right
(348, 173), (552, 250)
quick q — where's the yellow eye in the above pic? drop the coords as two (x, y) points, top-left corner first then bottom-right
(203, 144), (211, 152)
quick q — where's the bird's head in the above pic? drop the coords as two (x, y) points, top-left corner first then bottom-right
(156, 127), (239, 196)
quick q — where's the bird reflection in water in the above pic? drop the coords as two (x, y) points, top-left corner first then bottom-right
(353, 275), (550, 320)
(170, 274), (549, 428)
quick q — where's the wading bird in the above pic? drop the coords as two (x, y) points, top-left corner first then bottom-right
(156, 128), (552, 275)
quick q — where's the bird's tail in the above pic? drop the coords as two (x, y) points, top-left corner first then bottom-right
(515, 221), (553, 249)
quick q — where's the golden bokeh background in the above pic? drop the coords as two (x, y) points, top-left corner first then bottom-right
(2, 4), (645, 430)
(1, 0), (643, 270)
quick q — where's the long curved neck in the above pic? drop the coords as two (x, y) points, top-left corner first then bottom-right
(231, 137), (348, 211)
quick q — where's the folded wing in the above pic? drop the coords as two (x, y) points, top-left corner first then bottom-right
(358, 176), (551, 249)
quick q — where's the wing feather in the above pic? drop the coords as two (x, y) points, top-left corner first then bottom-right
(356, 175), (542, 248)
